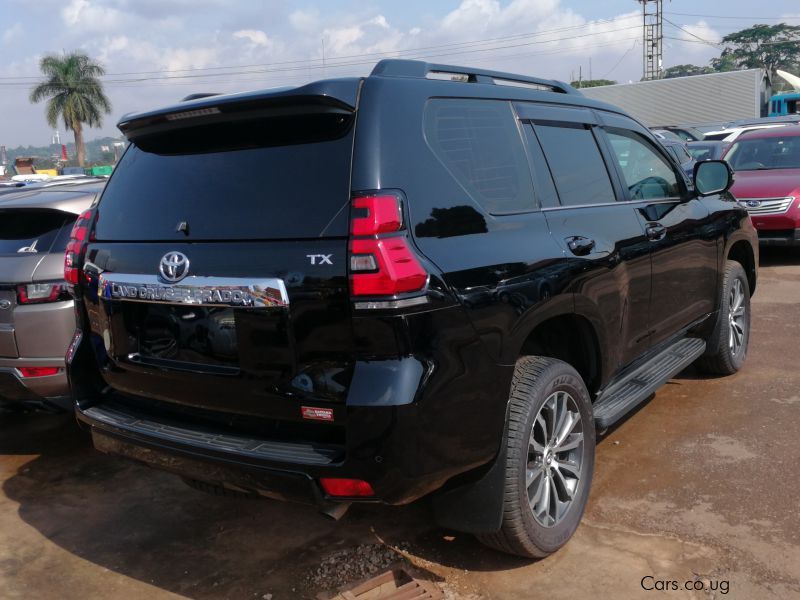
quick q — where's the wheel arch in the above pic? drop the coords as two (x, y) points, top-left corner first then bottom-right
(726, 238), (757, 295)
(511, 298), (607, 396)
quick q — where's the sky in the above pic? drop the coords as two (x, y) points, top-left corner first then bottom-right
(1, 0), (799, 148)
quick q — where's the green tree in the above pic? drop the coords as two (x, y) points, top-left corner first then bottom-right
(29, 52), (111, 167)
(663, 64), (715, 79)
(711, 23), (800, 78)
(570, 79), (616, 88)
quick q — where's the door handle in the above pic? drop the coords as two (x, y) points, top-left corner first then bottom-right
(566, 236), (596, 256)
(646, 223), (667, 241)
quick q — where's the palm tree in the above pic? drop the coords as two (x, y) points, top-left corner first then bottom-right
(30, 52), (111, 167)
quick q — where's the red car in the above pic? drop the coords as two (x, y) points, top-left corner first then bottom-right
(724, 126), (800, 246)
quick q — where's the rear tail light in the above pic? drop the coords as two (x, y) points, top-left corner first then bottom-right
(17, 282), (69, 304)
(319, 478), (375, 498)
(18, 367), (61, 378)
(349, 193), (427, 297)
(64, 209), (97, 285)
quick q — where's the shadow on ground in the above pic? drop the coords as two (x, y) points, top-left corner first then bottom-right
(1, 412), (534, 598)
(758, 247), (799, 268)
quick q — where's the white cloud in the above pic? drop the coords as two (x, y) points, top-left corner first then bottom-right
(289, 9), (320, 34)
(2, 22), (23, 45)
(233, 29), (272, 48)
(160, 47), (219, 72)
(61, 0), (124, 32)
(669, 21), (722, 55)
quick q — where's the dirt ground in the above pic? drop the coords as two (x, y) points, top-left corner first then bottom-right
(2, 249), (799, 600)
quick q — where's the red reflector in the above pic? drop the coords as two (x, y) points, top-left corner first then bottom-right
(352, 195), (402, 236)
(350, 237), (427, 296)
(301, 406), (334, 422)
(18, 367), (61, 378)
(320, 478), (375, 498)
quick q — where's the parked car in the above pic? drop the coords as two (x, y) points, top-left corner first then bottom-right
(68, 59), (757, 559)
(657, 125), (706, 142)
(651, 129), (686, 143)
(703, 123), (789, 143)
(660, 139), (696, 179)
(724, 115), (800, 128)
(0, 181), (104, 411)
(724, 126), (800, 246)
(687, 140), (730, 162)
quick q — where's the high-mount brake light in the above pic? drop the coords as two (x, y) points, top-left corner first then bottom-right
(64, 209), (96, 285)
(348, 194), (427, 298)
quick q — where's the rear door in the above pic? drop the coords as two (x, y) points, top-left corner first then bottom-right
(82, 102), (358, 420)
(519, 105), (653, 371)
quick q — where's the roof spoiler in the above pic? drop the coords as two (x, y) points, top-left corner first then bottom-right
(117, 79), (359, 139)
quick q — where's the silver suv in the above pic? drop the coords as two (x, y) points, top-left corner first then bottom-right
(0, 180), (103, 410)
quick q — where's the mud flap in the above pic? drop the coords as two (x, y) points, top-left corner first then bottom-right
(431, 418), (508, 534)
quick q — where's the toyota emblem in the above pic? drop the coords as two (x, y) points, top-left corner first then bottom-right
(159, 252), (190, 283)
(0, 299), (11, 310)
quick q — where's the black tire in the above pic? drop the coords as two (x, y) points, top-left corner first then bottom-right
(696, 260), (751, 376)
(181, 477), (259, 499)
(477, 356), (595, 558)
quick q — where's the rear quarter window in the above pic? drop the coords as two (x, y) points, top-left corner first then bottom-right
(423, 99), (536, 215)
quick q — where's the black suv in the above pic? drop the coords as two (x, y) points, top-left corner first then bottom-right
(68, 60), (757, 558)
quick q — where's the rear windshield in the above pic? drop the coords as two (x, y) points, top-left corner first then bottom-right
(95, 112), (354, 241)
(726, 135), (800, 171)
(0, 209), (76, 256)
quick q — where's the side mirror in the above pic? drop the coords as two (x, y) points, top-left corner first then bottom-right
(693, 160), (733, 197)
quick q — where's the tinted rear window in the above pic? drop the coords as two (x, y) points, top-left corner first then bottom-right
(95, 113), (354, 240)
(0, 210), (75, 256)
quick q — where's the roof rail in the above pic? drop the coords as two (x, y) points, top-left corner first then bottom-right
(181, 93), (222, 102)
(370, 59), (578, 95)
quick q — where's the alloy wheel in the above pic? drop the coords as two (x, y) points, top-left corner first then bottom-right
(526, 391), (584, 527)
(728, 277), (746, 356)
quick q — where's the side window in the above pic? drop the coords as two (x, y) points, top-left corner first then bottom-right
(604, 129), (681, 200)
(534, 123), (616, 206)
(423, 99), (536, 215)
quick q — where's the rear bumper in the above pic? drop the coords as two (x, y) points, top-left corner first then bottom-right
(0, 360), (70, 410)
(69, 298), (515, 509)
(79, 405), (337, 508)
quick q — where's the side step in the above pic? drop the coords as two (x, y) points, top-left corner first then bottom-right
(593, 337), (706, 430)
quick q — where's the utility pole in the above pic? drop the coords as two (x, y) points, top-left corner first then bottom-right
(637, 0), (664, 80)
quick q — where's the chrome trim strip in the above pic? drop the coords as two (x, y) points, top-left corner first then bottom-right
(98, 273), (289, 308)
(353, 296), (429, 310)
(541, 198), (681, 211)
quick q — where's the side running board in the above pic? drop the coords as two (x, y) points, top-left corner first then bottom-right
(593, 337), (706, 430)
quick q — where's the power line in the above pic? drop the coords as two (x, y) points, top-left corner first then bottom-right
(89, 37), (641, 90)
(0, 15), (642, 82)
(602, 39), (638, 78)
(0, 25), (643, 87)
(663, 18), (721, 48)
(665, 12), (800, 21)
